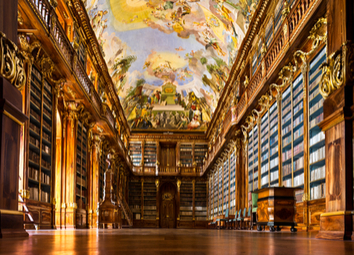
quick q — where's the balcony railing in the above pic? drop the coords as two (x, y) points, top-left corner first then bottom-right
(25, 0), (130, 166)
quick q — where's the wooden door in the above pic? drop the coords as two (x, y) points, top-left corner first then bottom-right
(161, 198), (175, 228)
(160, 182), (176, 228)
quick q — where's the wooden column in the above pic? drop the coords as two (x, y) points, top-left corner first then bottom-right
(88, 134), (100, 228)
(62, 102), (78, 228)
(192, 179), (195, 221)
(301, 63), (310, 231)
(176, 179), (181, 221)
(317, 0), (354, 240)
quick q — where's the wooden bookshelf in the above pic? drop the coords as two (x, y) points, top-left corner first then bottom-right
(180, 144), (193, 167)
(229, 150), (236, 215)
(129, 180), (142, 220)
(194, 182), (207, 221)
(222, 158), (229, 214)
(28, 66), (52, 205)
(99, 147), (108, 201)
(144, 143), (157, 167)
(76, 121), (88, 228)
(269, 102), (279, 187)
(260, 110), (269, 188)
(180, 182), (193, 221)
(143, 181), (156, 220)
(248, 129), (253, 192)
(217, 165), (223, 214)
(25, 65), (53, 229)
(130, 142), (142, 166)
(309, 47), (326, 201)
(194, 144), (208, 168)
(213, 170), (218, 217)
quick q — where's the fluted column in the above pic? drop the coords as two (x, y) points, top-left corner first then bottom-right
(88, 134), (101, 228)
(62, 102), (78, 228)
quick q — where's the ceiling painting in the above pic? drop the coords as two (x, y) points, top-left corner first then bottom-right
(85, 0), (259, 131)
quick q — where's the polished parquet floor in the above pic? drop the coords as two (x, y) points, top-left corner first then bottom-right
(0, 228), (354, 255)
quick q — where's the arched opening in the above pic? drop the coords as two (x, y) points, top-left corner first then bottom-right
(159, 182), (177, 228)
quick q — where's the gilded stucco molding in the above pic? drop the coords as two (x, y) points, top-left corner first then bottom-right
(0, 32), (26, 90)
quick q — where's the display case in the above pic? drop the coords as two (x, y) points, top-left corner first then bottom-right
(180, 182), (193, 221)
(143, 181), (156, 220)
(195, 182), (207, 221)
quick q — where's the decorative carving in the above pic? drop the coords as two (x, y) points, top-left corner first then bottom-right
(0, 32), (26, 90)
(18, 11), (24, 26)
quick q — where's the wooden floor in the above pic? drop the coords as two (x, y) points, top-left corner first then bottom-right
(1, 229), (354, 254)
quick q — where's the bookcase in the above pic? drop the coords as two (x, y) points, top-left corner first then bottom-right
(180, 144), (193, 167)
(269, 102), (279, 187)
(195, 182), (207, 221)
(209, 178), (213, 219)
(130, 142), (142, 166)
(144, 143), (157, 167)
(217, 165), (223, 214)
(248, 125), (259, 191)
(229, 150), (236, 214)
(222, 158), (229, 214)
(143, 181), (156, 220)
(260, 110), (269, 188)
(99, 147), (107, 201)
(309, 47), (326, 200)
(248, 130), (253, 192)
(180, 182), (193, 220)
(76, 121), (88, 212)
(194, 144), (208, 168)
(213, 170), (218, 217)
(129, 180), (142, 220)
(28, 66), (52, 204)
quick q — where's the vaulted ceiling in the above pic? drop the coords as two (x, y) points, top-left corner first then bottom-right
(85, 0), (259, 132)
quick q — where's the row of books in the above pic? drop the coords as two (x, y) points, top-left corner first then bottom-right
(293, 82), (303, 97)
(282, 124), (291, 136)
(293, 91), (303, 106)
(41, 172), (50, 185)
(282, 104), (291, 118)
(310, 112), (324, 129)
(32, 68), (42, 81)
(294, 172), (304, 186)
(311, 183), (326, 200)
(29, 151), (40, 164)
(43, 119), (51, 131)
(76, 187), (87, 197)
(293, 113), (304, 128)
(294, 156), (304, 171)
(282, 149), (292, 161)
(42, 159), (51, 169)
(43, 80), (52, 93)
(29, 167), (39, 181)
(77, 176), (87, 187)
(43, 144), (50, 154)
(270, 170), (279, 182)
(270, 157), (278, 169)
(310, 131), (325, 146)
(309, 98), (324, 115)
(283, 178), (291, 187)
(311, 165), (325, 181)
(270, 144), (278, 156)
(30, 109), (41, 122)
(43, 91), (52, 105)
(294, 142), (304, 156)
(294, 126), (304, 141)
(283, 163), (292, 177)
(261, 175), (268, 186)
(310, 146), (325, 164)
(261, 163), (269, 174)
(282, 112), (291, 125)
(309, 87), (320, 101)
(43, 108), (52, 120)
(30, 136), (40, 147)
(31, 97), (41, 109)
(29, 122), (40, 135)
(293, 101), (303, 116)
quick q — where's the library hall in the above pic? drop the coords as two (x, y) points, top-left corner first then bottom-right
(1, 0), (354, 254)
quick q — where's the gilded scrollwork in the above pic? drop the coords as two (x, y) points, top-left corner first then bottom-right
(0, 32), (26, 90)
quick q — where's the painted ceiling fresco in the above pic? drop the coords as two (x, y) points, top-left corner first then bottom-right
(85, 0), (259, 131)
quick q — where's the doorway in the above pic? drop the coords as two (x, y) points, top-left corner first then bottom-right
(160, 182), (176, 228)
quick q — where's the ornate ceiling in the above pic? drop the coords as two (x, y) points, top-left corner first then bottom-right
(85, 0), (259, 131)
